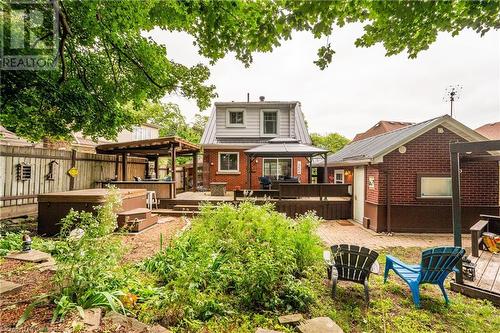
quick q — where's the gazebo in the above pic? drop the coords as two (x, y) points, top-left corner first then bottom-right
(244, 138), (329, 188)
(96, 136), (200, 196)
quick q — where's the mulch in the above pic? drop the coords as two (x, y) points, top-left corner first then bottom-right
(0, 217), (187, 332)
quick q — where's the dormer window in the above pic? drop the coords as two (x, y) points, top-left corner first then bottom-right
(226, 109), (245, 127)
(261, 109), (279, 136)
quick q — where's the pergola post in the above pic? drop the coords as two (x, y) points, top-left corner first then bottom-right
(121, 153), (128, 181)
(247, 155), (252, 189)
(323, 153), (328, 184)
(307, 157), (312, 183)
(114, 155), (120, 180)
(154, 156), (159, 179)
(171, 144), (176, 182)
(192, 151), (198, 192)
(450, 149), (463, 284)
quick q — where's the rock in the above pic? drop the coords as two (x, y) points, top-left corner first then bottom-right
(83, 308), (101, 331)
(104, 311), (172, 333)
(149, 324), (172, 333)
(5, 249), (51, 263)
(298, 317), (343, 333)
(36, 257), (57, 272)
(0, 279), (22, 296)
(255, 329), (282, 333)
(278, 313), (304, 324)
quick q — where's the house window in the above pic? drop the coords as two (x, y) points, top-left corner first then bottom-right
(418, 176), (452, 198)
(334, 169), (344, 184)
(261, 110), (278, 135)
(218, 152), (239, 172)
(226, 109), (245, 127)
(297, 160), (302, 175)
(263, 158), (292, 180)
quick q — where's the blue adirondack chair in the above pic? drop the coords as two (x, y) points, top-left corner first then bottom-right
(384, 246), (465, 307)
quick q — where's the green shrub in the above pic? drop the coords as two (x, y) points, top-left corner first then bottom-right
(142, 201), (322, 327)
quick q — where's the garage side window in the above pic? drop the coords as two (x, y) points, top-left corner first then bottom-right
(418, 176), (452, 198)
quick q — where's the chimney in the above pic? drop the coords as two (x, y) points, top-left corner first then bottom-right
(247, 93), (250, 102)
(259, 96), (265, 102)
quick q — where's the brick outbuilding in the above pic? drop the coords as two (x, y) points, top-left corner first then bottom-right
(316, 115), (500, 233)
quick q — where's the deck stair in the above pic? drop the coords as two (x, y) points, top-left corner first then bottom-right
(173, 204), (200, 212)
(153, 208), (199, 217)
(117, 208), (159, 232)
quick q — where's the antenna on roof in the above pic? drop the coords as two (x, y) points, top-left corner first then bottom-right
(443, 85), (462, 118)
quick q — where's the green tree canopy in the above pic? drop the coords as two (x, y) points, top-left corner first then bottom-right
(311, 132), (350, 153)
(2, 0), (498, 140)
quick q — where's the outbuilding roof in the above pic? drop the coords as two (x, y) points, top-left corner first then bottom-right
(314, 115), (487, 167)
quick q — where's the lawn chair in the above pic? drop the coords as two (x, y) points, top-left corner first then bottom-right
(323, 244), (379, 304)
(384, 246), (465, 308)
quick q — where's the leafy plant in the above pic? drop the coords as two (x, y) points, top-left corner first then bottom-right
(141, 202), (322, 327)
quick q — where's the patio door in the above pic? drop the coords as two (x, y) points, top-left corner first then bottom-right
(353, 166), (365, 223)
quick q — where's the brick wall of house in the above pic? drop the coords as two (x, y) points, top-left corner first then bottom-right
(369, 126), (499, 206)
(203, 149), (309, 190)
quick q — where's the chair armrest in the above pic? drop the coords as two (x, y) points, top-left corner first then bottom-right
(386, 255), (420, 273)
(323, 250), (333, 266)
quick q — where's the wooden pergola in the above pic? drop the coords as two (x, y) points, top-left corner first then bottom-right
(96, 136), (200, 190)
(450, 139), (500, 301)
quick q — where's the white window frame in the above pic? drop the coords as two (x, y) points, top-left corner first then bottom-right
(418, 176), (452, 198)
(334, 169), (344, 184)
(262, 157), (293, 179)
(218, 152), (240, 173)
(260, 109), (280, 137)
(226, 108), (246, 127)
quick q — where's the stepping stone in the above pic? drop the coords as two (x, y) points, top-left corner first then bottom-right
(278, 313), (304, 324)
(5, 249), (51, 263)
(104, 311), (172, 333)
(37, 257), (57, 272)
(83, 308), (101, 331)
(256, 329), (282, 333)
(0, 279), (22, 296)
(298, 317), (343, 333)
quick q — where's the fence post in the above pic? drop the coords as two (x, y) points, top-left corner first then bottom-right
(69, 149), (76, 190)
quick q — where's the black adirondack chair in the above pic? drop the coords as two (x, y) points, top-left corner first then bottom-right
(323, 244), (379, 304)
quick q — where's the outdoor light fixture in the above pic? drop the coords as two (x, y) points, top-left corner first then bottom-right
(344, 170), (352, 176)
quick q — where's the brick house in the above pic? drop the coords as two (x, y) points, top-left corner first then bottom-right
(315, 115), (499, 233)
(200, 100), (326, 190)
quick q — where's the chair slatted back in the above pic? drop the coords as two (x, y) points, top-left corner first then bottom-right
(331, 244), (379, 283)
(419, 247), (465, 284)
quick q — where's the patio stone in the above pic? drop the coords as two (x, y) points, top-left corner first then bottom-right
(5, 249), (51, 263)
(255, 329), (282, 333)
(278, 313), (304, 324)
(298, 317), (343, 333)
(37, 257), (57, 272)
(149, 324), (172, 333)
(83, 308), (101, 331)
(0, 279), (22, 296)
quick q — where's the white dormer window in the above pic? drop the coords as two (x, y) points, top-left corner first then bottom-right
(261, 109), (279, 136)
(226, 109), (245, 127)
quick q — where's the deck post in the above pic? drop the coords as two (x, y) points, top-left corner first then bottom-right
(171, 144), (176, 187)
(69, 149), (76, 190)
(247, 155), (252, 189)
(323, 153), (328, 184)
(307, 157), (312, 183)
(121, 153), (128, 181)
(450, 149), (463, 284)
(192, 152), (198, 192)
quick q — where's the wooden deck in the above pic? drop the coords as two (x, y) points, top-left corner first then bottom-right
(465, 251), (500, 294)
(451, 250), (500, 305)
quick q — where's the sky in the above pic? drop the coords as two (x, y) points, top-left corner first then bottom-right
(148, 23), (500, 140)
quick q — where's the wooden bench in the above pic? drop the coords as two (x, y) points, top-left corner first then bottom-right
(470, 215), (500, 257)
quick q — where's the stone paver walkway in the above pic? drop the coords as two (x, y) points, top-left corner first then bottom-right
(318, 220), (471, 250)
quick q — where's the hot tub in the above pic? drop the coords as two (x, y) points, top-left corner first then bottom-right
(37, 188), (147, 236)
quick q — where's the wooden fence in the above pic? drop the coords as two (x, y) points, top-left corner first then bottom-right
(0, 145), (146, 219)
